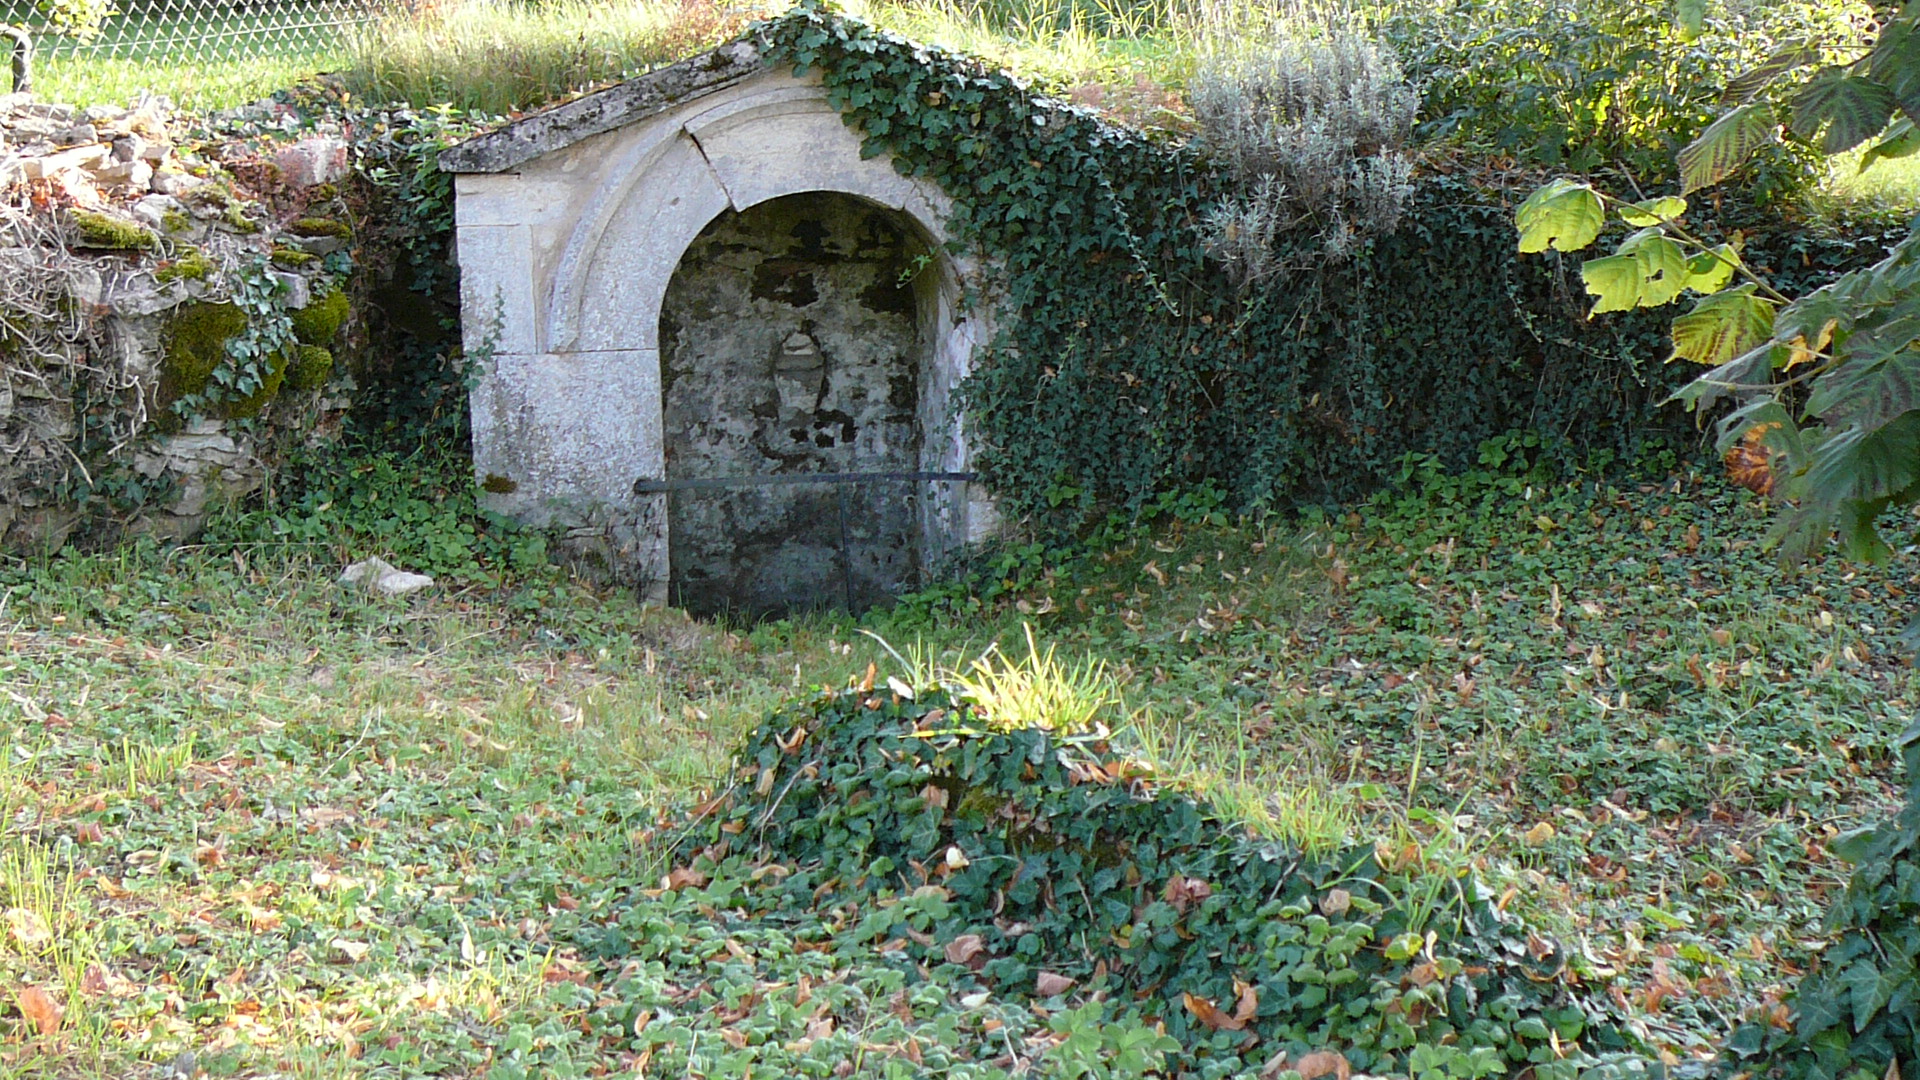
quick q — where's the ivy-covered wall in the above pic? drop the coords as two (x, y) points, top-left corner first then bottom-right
(752, 5), (1898, 524)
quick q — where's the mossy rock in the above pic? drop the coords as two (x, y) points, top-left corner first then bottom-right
(284, 344), (333, 393)
(160, 210), (192, 234)
(71, 210), (156, 251)
(157, 302), (248, 414)
(154, 248), (214, 284)
(291, 288), (349, 345)
(270, 246), (318, 268)
(223, 203), (260, 234)
(287, 217), (351, 239)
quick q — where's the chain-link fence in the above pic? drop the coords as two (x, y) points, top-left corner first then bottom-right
(3, 0), (392, 107)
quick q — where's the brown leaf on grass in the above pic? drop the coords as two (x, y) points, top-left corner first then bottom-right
(4, 908), (50, 948)
(1163, 876), (1212, 912)
(662, 866), (708, 891)
(1295, 1050), (1352, 1080)
(859, 662), (877, 692)
(1035, 971), (1076, 996)
(14, 985), (62, 1036)
(80, 964), (135, 999)
(1183, 990), (1250, 1032)
(1319, 888), (1351, 917)
(943, 934), (987, 967)
(1884, 1059), (1899, 1080)
(72, 822), (103, 845)
(1231, 980), (1258, 1026)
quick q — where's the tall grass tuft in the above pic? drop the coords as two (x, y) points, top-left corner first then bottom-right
(337, 0), (760, 114)
(950, 624), (1115, 733)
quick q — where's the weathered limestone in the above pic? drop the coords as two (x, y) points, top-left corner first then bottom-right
(441, 46), (997, 611)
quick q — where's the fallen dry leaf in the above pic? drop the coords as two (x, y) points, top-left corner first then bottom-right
(1523, 821), (1555, 846)
(14, 985), (61, 1036)
(1182, 991), (1247, 1032)
(1035, 971), (1076, 996)
(4, 908), (51, 948)
(944, 934), (986, 967)
(1295, 1050), (1351, 1080)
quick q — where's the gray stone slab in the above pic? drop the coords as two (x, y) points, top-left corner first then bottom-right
(437, 42), (765, 174)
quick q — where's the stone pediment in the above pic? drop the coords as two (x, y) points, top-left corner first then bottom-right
(437, 43), (764, 175)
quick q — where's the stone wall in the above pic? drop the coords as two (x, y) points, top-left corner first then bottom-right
(0, 93), (354, 550)
(659, 191), (926, 617)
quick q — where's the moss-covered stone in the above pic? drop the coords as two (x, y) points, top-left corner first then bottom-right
(287, 217), (351, 239)
(154, 248), (214, 284)
(156, 302), (248, 425)
(223, 203), (260, 234)
(270, 246), (318, 267)
(284, 344), (333, 393)
(70, 210), (156, 250)
(291, 288), (349, 345)
(160, 210), (192, 234)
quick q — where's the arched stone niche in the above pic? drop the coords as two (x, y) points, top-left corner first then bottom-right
(440, 45), (997, 610)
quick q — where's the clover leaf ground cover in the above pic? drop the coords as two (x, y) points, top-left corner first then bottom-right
(0, 458), (1912, 1076)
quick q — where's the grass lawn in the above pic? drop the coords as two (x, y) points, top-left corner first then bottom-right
(0, 457), (1912, 1076)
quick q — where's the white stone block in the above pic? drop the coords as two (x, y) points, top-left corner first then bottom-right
(455, 224), (539, 356)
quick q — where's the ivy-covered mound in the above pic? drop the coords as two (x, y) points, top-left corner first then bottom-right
(689, 681), (1657, 1079)
(753, 5), (1896, 521)
(1726, 720), (1920, 1080)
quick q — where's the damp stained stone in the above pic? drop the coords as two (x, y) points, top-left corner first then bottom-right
(660, 191), (925, 618)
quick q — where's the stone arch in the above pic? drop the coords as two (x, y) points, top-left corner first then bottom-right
(443, 54), (992, 606)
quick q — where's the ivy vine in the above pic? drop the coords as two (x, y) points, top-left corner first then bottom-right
(753, 3), (1887, 525)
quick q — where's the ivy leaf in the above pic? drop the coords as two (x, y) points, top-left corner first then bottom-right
(1790, 69), (1897, 155)
(1515, 179), (1603, 254)
(1686, 244), (1740, 294)
(1679, 104), (1776, 193)
(1862, 119), (1920, 173)
(1670, 285), (1776, 365)
(1840, 961), (1899, 1032)
(1581, 255), (1643, 315)
(1618, 196), (1687, 227)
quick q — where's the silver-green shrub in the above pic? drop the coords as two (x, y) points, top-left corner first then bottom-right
(1189, 2), (1417, 282)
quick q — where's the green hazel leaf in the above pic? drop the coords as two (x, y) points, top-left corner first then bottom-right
(1687, 244), (1740, 294)
(1723, 43), (1821, 104)
(1790, 69), (1897, 155)
(1515, 179), (1604, 254)
(1618, 196), (1688, 227)
(1670, 285), (1777, 365)
(1581, 254), (1644, 316)
(1679, 104), (1777, 193)
(1796, 413), (1920, 556)
(1862, 119), (1920, 172)
(1619, 230), (1692, 307)
(1674, 0), (1706, 38)
(1870, 15), (1920, 123)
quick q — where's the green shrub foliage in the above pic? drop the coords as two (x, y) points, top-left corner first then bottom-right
(1726, 720), (1920, 1080)
(754, 5), (1885, 525)
(706, 683), (1659, 1078)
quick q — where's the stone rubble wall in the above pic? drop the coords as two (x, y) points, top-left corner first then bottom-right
(0, 92), (356, 550)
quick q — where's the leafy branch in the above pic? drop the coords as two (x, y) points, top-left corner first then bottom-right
(1517, 2), (1920, 566)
